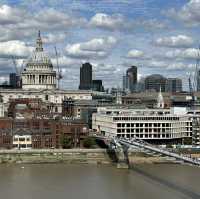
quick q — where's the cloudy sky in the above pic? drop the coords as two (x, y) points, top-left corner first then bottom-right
(0, 0), (200, 90)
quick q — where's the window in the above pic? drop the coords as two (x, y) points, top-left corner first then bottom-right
(45, 95), (49, 101)
(117, 123), (121, 127)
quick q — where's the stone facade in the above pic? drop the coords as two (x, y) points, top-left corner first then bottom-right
(21, 31), (56, 90)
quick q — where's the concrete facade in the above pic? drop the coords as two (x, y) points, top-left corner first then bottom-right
(92, 107), (192, 144)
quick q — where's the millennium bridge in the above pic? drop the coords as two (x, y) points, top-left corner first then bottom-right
(95, 135), (200, 167)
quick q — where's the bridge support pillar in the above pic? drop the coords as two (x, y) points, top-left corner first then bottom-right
(115, 145), (129, 169)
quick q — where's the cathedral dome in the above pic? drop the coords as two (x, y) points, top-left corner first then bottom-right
(28, 50), (52, 64)
(26, 30), (52, 65)
(21, 31), (57, 90)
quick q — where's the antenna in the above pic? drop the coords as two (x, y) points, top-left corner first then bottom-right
(54, 46), (63, 90)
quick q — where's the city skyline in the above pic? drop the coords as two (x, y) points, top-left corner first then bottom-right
(0, 0), (200, 89)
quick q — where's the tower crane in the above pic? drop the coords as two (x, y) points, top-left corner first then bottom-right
(54, 46), (63, 90)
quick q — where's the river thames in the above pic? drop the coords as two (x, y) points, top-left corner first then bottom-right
(0, 163), (199, 199)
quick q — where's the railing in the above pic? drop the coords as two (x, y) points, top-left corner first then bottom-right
(117, 137), (200, 166)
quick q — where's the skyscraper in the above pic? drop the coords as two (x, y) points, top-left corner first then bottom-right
(123, 66), (137, 92)
(79, 62), (92, 90)
(166, 78), (182, 93)
(197, 70), (200, 92)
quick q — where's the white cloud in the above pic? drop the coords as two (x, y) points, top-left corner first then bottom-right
(32, 8), (86, 30)
(127, 49), (144, 58)
(89, 13), (167, 31)
(89, 13), (125, 30)
(0, 4), (26, 25)
(51, 56), (82, 69)
(0, 5), (86, 42)
(165, 0), (200, 26)
(0, 40), (33, 58)
(165, 48), (200, 59)
(155, 35), (194, 48)
(43, 33), (66, 44)
(65, 36), (117, 59)
(133, 19), (168, 30)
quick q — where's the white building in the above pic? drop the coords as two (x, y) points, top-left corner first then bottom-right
(92, 107), (192, 143)
(13, 135), (32, 149)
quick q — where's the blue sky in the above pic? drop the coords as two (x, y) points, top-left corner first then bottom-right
(0, 0), (199, 90)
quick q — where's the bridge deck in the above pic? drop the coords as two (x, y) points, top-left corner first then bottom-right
(118, 138), (200, 166)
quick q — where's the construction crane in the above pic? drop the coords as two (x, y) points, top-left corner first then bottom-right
(195, 46), (200, 92)
(54, 46), (63, 90)
(11, 56), (24, 88)
(188, 74), (195, 106)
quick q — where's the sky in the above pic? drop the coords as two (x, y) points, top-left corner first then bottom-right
(0, 0), (200, 90)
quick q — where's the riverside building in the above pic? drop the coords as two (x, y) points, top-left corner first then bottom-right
(92, 107), (192, 144)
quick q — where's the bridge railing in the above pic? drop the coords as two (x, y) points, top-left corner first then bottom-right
(116, 137), (200, 167)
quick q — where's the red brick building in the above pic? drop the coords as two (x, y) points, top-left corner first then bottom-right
(0, 118), (88, 149)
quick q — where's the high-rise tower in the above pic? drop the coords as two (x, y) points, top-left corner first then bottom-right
(79, 62), (92, 90)
(126, 66), (137, 92)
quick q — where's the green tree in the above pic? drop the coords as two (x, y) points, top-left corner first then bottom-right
(60, 135), (72, 149)
(83, 137), (96, 148)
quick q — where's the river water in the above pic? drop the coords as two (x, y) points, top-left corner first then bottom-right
(0, 163), (199, 199)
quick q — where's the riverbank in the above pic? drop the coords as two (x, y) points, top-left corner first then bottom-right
(0, 149), (112, 164)
(1, 148), (199, 165)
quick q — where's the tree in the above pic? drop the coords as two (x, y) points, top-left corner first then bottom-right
(60, 135), (72, 149)
(83, 137), (96, 148)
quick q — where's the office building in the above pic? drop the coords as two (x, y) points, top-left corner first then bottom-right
(145, 74), (167, 92)
(125, 66), (137, 92)
(166, 78), (182, 93)
(79, 62), (92, 90)
(92, 107), (192, 144)
(92, 80), (104, 92)
(9, 73), (21, 88)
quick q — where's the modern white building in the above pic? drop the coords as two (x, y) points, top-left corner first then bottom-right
(92, 107), (192, 143)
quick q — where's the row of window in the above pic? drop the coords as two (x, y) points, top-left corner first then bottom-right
(117, 123), (172, 128)
(117, 134), (181, 139)
(113, 117), (180, 121)
(117, 128), (181, 133)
